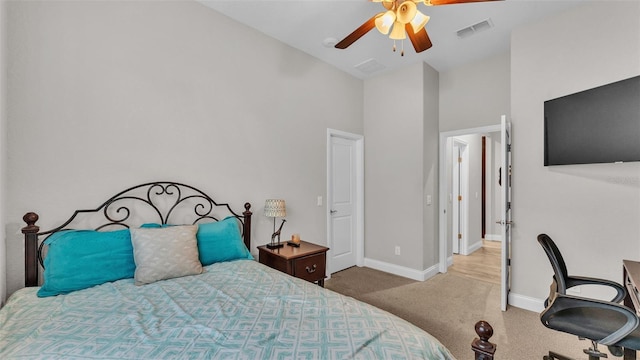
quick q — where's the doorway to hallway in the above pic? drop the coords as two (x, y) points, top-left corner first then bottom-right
(439, 125), (503, 284)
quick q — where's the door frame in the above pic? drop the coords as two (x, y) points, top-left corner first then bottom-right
(438, 124), (501, 273)
(326, 128), (364, 276)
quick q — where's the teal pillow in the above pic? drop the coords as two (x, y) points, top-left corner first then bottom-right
(37, 229), (135, 297)
(197, 217), (253, 265)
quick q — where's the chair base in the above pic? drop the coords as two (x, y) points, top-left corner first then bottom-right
(543, 348), (609, 360)
(544, 351), (575, 360)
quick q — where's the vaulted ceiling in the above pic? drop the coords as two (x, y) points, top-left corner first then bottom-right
(199, 0), (587, 79)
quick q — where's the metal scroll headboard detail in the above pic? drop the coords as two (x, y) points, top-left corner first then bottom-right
(21, 181), (253, 287)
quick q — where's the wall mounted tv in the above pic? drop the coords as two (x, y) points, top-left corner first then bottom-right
(544, 75), (640, 166)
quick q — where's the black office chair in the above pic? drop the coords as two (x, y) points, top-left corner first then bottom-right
(538, 233), (640, 359)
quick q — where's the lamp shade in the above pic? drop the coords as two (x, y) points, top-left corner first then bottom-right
(396, 1), (417, 24)
(375, 10), (396, 35)
(264, 199), (286, 218)
(410, 11), (430, 33)
(389, 21), (406, 40)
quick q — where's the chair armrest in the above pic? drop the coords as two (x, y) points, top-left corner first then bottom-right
(541, 293), (639, 345)
(566, 275), (627, 303)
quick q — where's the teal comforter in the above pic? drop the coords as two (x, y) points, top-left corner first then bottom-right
(0, 260), (454, 359)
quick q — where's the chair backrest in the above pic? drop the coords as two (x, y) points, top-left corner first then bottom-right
(537, 234), (569, 294)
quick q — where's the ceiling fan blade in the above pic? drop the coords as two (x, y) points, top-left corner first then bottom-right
(427, 0), (502, 5)
(335, 15), (379, 49)
(406, 24), (433, 53)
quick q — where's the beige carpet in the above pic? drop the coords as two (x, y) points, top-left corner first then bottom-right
(325, 266), (618, 360)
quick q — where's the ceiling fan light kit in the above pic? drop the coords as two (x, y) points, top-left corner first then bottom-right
(335, 0), (502, 55)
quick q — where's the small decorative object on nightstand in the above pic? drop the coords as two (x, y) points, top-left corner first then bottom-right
(264, 199), (286, 249)
(287, 233), (301, 247)
(257, 240), (329, 287)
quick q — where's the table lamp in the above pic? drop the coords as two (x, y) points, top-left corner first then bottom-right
(264, 199), (286, 249)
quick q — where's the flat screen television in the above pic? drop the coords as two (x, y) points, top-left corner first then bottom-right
(544, 75), (640, 166)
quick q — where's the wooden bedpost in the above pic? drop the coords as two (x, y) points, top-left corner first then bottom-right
(472, 320), (496, 360)
(22, 212), (40, 287)
(243, 203), (252, 250)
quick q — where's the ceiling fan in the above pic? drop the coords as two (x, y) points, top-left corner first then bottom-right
(335, 0), (503, 56)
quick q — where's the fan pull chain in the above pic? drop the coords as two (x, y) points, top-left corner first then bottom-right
(391, 40), (405, 56)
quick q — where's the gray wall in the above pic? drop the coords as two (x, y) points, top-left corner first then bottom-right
(422, 63), (440, 270)
(361, 61), (439, 278)
(440, 52), (510, 132)
(511, 1), (640, 304)
(4, 0), (363, 295)
(363, 61), (427, 273)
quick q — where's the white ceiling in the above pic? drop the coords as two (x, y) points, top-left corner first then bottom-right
(198, 0), (588, 79)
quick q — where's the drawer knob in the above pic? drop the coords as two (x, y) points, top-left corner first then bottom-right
(306, 264), (317, 273)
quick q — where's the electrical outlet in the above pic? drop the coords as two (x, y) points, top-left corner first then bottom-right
(395, 246), (401, 256)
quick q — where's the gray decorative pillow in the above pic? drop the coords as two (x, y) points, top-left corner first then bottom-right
(130, 225), (203, 285)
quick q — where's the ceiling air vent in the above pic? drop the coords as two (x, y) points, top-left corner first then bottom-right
(355, 58), (386, 75)
(457, 19), (494, 39)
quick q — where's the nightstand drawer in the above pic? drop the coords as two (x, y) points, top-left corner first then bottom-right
(293, 253), (326, 283)
(259, 254), (289, 274)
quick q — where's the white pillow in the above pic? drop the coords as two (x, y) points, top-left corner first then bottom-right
(130, 225), (203, 285)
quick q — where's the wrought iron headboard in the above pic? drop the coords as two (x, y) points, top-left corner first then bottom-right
(21, 181), (253, 287)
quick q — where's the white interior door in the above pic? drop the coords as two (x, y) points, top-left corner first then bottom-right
(327, 130), (363, 274)
(451, 139), (470, 255)
(500, 115), (512, 311)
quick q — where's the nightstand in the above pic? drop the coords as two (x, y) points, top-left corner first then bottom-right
(257, 240), (329, 287)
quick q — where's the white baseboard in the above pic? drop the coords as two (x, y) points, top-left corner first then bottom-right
(463, 240), (483, 255)
(484, 234), (502, 241)
(508, 292), (545, 313)
(363, 257), (439, 282)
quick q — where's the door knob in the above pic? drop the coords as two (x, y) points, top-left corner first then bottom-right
(330, 210), (337, 214)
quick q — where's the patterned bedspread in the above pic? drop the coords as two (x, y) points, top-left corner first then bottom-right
(0, 260), (454, 359)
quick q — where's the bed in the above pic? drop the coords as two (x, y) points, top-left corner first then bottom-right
(0, 181), (490, 359)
